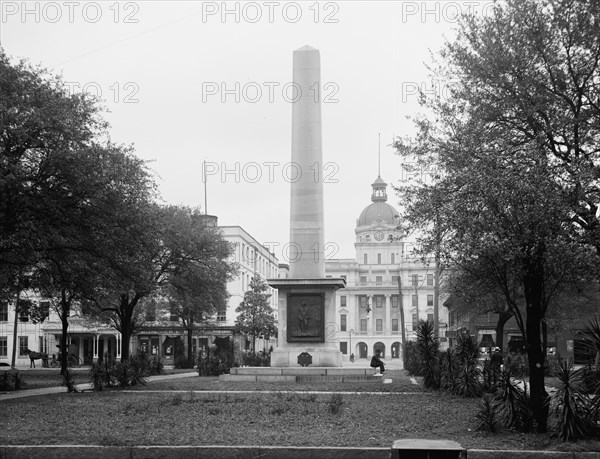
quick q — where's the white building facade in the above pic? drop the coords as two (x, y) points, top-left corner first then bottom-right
(326, 176), (448, 363)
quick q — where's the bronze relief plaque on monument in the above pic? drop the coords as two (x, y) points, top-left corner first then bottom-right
(287, 293), (325, 342)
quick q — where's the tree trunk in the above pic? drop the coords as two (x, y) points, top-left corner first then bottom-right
(495, 310), (512, 351)
(523, 252), (549, 432)
(10, 289), (20, 368)
(60, 312), (69, 376)
(187, 324), (194, 368)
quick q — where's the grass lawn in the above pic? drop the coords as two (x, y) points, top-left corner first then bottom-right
(2, 370), (600, 452)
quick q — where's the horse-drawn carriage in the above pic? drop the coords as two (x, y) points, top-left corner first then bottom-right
(24, 348), (81, 368)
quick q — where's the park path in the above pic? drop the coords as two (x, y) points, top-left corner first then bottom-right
(0, 371), (197, 401)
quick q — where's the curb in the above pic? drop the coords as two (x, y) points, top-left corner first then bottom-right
(1, 445), (599, 459)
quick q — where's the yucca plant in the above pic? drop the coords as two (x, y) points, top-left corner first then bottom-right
(475, 394), (500, 433)
(581, 316), (600, 371)
(550, 360), (593, 442)
(416, 320), (440, 389)
(61, 368), (78, 393)
(494, 369), (532, 431)
(438, 348), (459, 393)
(454, 333), (482, 397)
(89, 363), (105, 391)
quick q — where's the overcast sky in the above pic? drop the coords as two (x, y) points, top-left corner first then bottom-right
(1, 1), (494, 261)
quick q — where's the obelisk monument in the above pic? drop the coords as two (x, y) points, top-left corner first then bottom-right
(269, 46), (345, 367)
(289, 45), (325, 278)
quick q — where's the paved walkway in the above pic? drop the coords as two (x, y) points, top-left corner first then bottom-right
(0, 371), (197, 401)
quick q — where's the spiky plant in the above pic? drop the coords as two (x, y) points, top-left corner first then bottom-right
(416, 320), (440, 389)
(581, 316), (600, 370)
(475, 394), (500, 433)
(61, 368), (78, 393)
(494, 369), (531, 431)
(89, 363), (105, 391)
(551, 360), (592, 442)
(454, 333), (482, 397)
(438, 348), (459, 394)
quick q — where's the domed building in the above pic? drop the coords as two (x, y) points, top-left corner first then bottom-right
(325, 175), (448, 365)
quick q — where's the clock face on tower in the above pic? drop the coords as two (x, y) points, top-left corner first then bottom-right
(374, 231), (384, 241)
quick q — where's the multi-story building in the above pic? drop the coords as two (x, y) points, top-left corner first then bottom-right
(0, 221), (279, 367)
(326, 175), (448, 363)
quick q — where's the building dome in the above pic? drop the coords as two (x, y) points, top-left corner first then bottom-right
(356, 176), (399, 228)
(357, 201), (399, 227)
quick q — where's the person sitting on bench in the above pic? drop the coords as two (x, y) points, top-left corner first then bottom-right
(370, 349), (385, 375)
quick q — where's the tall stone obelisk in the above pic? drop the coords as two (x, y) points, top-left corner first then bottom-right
(269, 46), (345, 367)
(289, 45), (325, 278)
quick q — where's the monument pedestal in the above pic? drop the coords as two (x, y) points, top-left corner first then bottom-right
(268, 278), (346, 367)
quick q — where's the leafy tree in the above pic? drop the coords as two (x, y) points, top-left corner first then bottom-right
(394, 0), (600, 431)
(165, 211), (235, 367)
(235, 276), (276, 353)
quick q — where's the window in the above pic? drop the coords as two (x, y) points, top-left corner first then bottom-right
(146, 301), (156, 322)
(427, 294), (434, 307)
(427, 274), (433, 286)
(375, 296), (383, 308)
(411, 274), (419, 286)
(412, 314), (418, 329)
(377, 253), (381, 264)
(360, 276), (367, 286)
(340, 314), (347, 332)
(19, 336), (28, 356)
(363, 254), (368, 264)
(359, 296), (368, 309)
(412, 295), (418, 307)
(427, 313), (434, 323)
(0, 336), (6, 356)
(376, 276), (382, 286)
(18, 303), (29, 322)
(340, 342), (348, 354)
(392, 319), (399, 332)
(450, 311), (456, 326)
(169, 303), (179, 322)
(360, 319), (367, 332)
(391, 253), (395, 264)
(340, 296), (347, 307)
(217, 306), (227, 322)
(391, 296), (399, 308)
(0, 302), (7, 322)
(376, 319), (383, 332)
(391, 275), (398, 285)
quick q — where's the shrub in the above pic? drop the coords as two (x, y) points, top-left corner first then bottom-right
(504, 352), (528, 378)
(174, 353), (193, 369)
(89, 363), (106, 391)
(242, 351), (270, 367)
(550, 360), (593, 442)
(61, 368), (78, 393)
(403, 341), (421, 376)
(149, 356), (164, 375)
(475, 394), (500, 433)
(438, 348), (459, 393)
(416, 320), (440, 389)
(111, 358), (148, 388)
(493, 369), (532, 432)
(197, 353), (232, 376)
(0, 371), (26, 391)
(454, 333), (482, 397)
(328, 394), (343, 415)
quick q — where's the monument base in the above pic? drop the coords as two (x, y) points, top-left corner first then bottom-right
(268, 278), (346, 368)
(270, 347), (342, 367)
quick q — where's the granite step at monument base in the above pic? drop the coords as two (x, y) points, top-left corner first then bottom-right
(220, 367), (386, 382)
